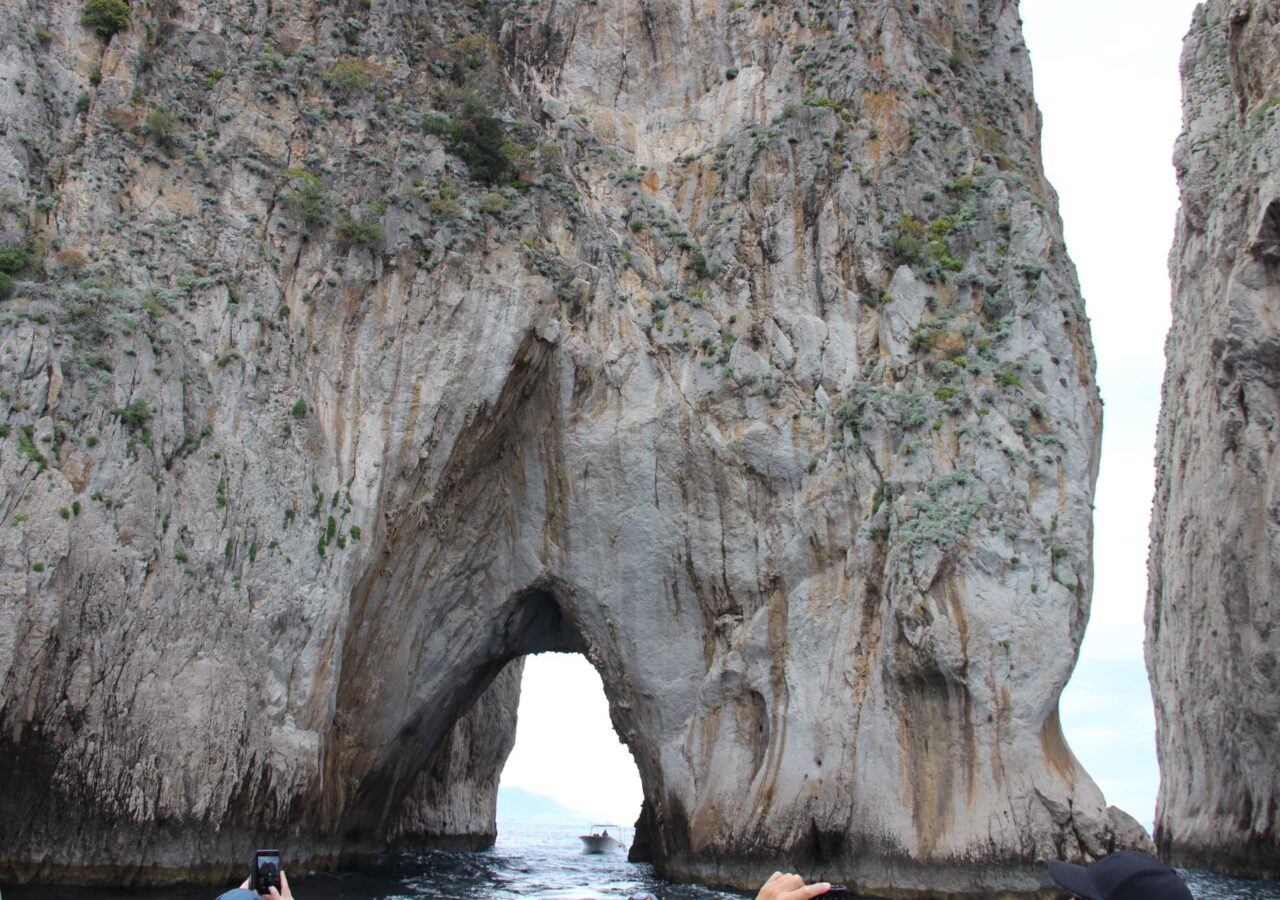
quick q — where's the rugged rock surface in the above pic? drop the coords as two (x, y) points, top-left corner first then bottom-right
(0, 0), (1136, 894)
(1149, 0), (1280, 879)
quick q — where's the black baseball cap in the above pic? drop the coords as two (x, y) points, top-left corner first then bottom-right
(1047, 851), (1193, 900)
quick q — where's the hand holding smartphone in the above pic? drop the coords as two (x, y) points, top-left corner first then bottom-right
(251, 849), (282, 896)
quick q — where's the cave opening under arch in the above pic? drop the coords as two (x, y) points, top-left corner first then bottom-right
(498, 651), (646, 843)
(327, 580), (667, 864)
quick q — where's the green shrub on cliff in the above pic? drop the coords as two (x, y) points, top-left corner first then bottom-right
(446, 94), (510, 185)
(0, 245), (29, 274)
(323, 58), (373, 96)
(142, 107), (181, 155)
(113, 398), (152, 433)
(18, 425), (46, 470)
(282, 171), (331, 236)
(0, 272), (12, 300)
(889, 214), (928, 267)
(688, 248), (712, 279)
(334, 213), (385, 251)
(81, 0), (130, 39)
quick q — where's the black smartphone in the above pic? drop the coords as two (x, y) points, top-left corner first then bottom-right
(251, 849), (282, 895)
(824, 886), (851, 898)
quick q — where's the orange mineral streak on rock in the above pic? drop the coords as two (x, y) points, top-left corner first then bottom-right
(861, 90), (910, 165)
(1038, 708), (1079, 786)
(61, 452), (92, 494)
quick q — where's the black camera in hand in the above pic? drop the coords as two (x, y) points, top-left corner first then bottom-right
(251, 849), (282, 895)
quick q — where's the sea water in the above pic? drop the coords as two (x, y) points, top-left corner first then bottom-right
(5, 823), (1280, 899)
(2, 824), (737, 900)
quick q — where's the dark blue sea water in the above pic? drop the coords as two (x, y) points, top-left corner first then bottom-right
(6, 823), (1279, 899)
(2, 824), (738, 900)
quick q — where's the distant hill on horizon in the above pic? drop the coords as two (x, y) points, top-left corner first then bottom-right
(496, 786), (597, 825)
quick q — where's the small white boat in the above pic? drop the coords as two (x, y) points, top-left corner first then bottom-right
(579, 823), (626, 853)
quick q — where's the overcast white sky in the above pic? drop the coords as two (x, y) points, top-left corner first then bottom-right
(499, 1), (1202, 831)
(1024, 0), (1200, 831)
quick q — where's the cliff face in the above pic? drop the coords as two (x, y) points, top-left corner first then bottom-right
(0, 0), (1133, 894)
(1149, 0), (1280, 879)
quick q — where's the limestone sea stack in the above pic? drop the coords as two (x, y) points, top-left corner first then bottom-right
(1149, 0), (1280, 879)
(0, 0), (1140, 894)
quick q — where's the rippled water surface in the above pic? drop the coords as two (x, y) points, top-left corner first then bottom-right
(7, 824), (1280, 899)
(1182, 869), (1280, 900)
(4, 824), (740, 900)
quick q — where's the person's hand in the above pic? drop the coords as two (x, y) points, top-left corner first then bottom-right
(755, 871), (831, 900)
(266, 870), (294, 899)
(237, 870), (294, 899)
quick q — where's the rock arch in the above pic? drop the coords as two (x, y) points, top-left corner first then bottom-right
(328, 582), (589, 845)
(0, 0), (1151, 894)
(278, 324), (1128, 895)
(0, 262), (1137, 894)
(312, 333), (674, 859)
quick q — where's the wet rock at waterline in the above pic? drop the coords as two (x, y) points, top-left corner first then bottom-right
(1148, 0), (1280, 879)
(0, 0), (1140, 894)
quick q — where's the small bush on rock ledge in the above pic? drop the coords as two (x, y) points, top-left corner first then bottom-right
(282, 171), (331, 236)
(0, 243), (27, 299)
(335, 214), (385, 252)
(0, 245), (29, 274)
(81, 0), (130, 39)
(142, 107), (181, 156)
(446, 94), (511, 186)
(323, 58), (373, 96)
(113, 398), (152, 433)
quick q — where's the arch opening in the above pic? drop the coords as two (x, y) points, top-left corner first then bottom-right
(498, 652), (645, 841)
(329, 581), (659, 863)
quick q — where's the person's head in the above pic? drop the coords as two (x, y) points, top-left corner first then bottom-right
(1047, 850), (1192, 900)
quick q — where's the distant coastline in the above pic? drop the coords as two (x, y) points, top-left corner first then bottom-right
(497, 786), (601, 826)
